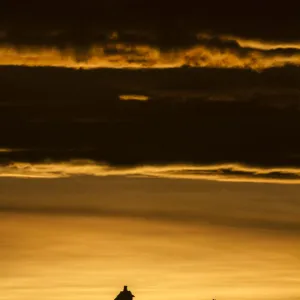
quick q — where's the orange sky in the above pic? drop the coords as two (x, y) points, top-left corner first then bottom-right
(1, 177), (300, 300)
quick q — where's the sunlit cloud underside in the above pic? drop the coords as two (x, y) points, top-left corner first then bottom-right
(2, 160), (300, 184)
(3, 33), (300, 70)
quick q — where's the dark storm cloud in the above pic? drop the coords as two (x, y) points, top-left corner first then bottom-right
(1, 66), (300, 172)
(2, 65), (300, 106)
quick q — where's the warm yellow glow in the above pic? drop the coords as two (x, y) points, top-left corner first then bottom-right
(1, 213), (300, 300)
(2, 160), (300, 184)
(119, 95), (149, 101)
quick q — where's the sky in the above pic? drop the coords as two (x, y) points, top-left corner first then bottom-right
(1, 1), (300, 300)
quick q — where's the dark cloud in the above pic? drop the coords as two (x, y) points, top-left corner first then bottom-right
(1, 66), (300, 169)
(2, 65), (300, 106)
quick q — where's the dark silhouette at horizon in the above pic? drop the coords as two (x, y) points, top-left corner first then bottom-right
(115, 286), (135, 300)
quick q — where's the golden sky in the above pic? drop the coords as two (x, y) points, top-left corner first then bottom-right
(1, 177), (300, 300)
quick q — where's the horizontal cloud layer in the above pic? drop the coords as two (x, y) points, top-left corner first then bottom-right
(3, 33), (300, 70)
(2, 160), (300, 184)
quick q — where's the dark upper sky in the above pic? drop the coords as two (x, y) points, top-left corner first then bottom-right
(2, 1), (300, 181)
(1, 1), (300, 41)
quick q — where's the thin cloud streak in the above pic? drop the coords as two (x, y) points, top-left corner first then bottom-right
(2, 160), (300, 184)
(197, 33), (300, 50)
(119, 94), (149, 101)
(0, 148), (13, 153)
(0, 148), (24, 153)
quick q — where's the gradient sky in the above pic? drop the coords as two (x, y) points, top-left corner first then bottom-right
(1, 177), (300, 300)
(1, 1), (300, 300)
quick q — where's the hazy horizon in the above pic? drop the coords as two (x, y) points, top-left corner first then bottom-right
(1, 177), (300, 300)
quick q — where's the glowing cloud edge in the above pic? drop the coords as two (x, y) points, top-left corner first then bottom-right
(2, 160), (300, 184)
